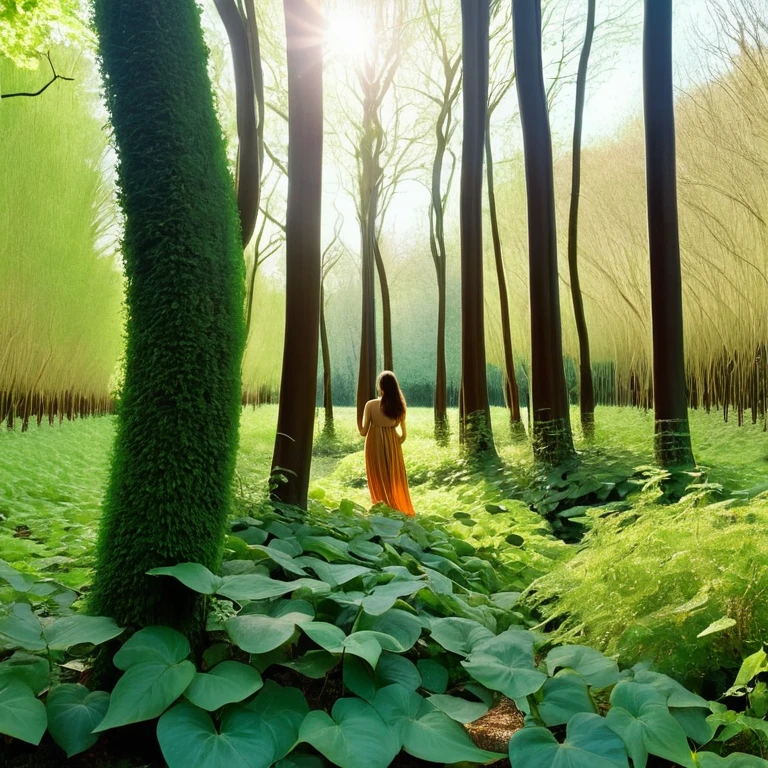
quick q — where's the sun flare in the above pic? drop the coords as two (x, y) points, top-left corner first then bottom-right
(325, 6), (373, 60)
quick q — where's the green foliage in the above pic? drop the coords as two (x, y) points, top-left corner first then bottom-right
(87, 0), (246, 633)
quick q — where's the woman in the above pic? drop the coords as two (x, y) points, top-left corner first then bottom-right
(359, 371), (415, 516)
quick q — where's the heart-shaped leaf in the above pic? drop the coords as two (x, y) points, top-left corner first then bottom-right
(157, 701), (276, 768)
(94, 660), (196, 731)
(546, 645), (620, 688)
(280, 650), (338, 679)
(694, 753), (768, 767)
(46, 684), (109, 757)
(362, 580), (426, 616)
(113, 626), (190, 671)
(184, 662), (263, 711)
(246, 680), (309, 760)
(509, 713), (629, 768)
(0, 652), (49, 694)
(0, 679), (47, 745)
(299, 698), (399, 768)
(428, 694), (488, 723)
(343, 632), (383, 669)
(226, 601), (314, 654)
(428, 617), (494, 657)
(633, 670), (709, 708)
(302, 561), (371, 587)
(355, 609), (421, 652)
(0, 603), (44, 650)
(147, 563), (224, 594)
(43, 615), (123, 650)
(218, 575), (328, 603)
(539, 673), (598, 727)
(300, 622), (346, 654)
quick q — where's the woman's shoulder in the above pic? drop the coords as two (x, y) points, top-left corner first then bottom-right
(365, 398), (381, 409)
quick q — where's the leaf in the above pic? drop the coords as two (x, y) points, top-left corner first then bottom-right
(302, 561), (371, 588)
(113, 626), (191, 671)
(546, 645), (620, 688)
(633, 669), (709, 708)
(246, 680), (309, 760)
(428, 617), (494, 657)
(697, 617), (737, 639)
(343, 633), (382, 669)
(0, 652), (49, 694)
(226, 601), (314, 654)
(280, 650), (339, 679)
(428, 693), (488, 723)
(355, 609), (421, 652)
(252, 545), (308, 577)
(298, 536), (351, 562)
(509, 713), (629, 768)
(694, 753), (768, 767)
(157, 701), (276, 768)
(733, 648), (768, 688)
(405, 709), (502, 763)
(43, 615), (123, 650)
(672, 707), (714, 745)
(0, 603), (44, 650)
(417, 659), (448, 694)
(372, 684), (426, 740)
(0, 679), (47, 745)
(184, 662), (263, 711)
(462, 632), (546, 700)
(93, 660), (196, 731)
(218, 575), (329, 603)
(46, 684), (109, 757)
(362, 580), (426, 615)
(539, 673), (598, 727)
(300, 622), (346, 654)
(147, 563), (224, 594)
(299, 698), (399, 768)
(606, 681), (695, 768)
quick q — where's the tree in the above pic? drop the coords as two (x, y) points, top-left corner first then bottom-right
(0, 52), (73, 99)
(418, 0), (461, 443)
(270, 0), (323, 507)
(566, 0), (596, 437)
(88, 0), (245, 637)
(643, 0), (695, 468)
(513, 0), (574, 465)
(459, 0), (494, 455)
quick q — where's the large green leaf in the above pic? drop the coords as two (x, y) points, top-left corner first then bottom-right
(302, 560), (371, 587)
(633, 669), (709, 708)
(93, 659), (196, 731)
(0, 652), (49, 693)
(343, 653), (422, 703)
(300, 622), (346, 654)
(355, 609), (421, 652)
(147, 563), (224, 594)
(0, 679), (47, 745)
(280, 650), (338, 679)
(218, 575), (329, 603)
(362, 580), (426, 616)
(43, 615), (123, 650)
(509, 713), (629, 768)
(694, 753), (768, 768)
(298, 536), (352, 562)
(343, 632), (382, 669)
(299, 698), (399, 768)
(371, 683), (425, 740)
(226, 601), (314, 654)
(184, 662), (263, 711)
(112, 626), (190, 671)
(672, 707), (714, 744)
(428, 693), (488, 723)
(605, 681), (695, 768)
(246, 680), (309, 760)
(462, 631), (546, 700)
(539, 673), (598, 727)
(417, 659), (448, 694)
(0, 603), (44, 650)
(46, 684), (109, 757)
(546, 645), (620, 688)
(157, 701), (276, 768)
(732, 648), (768, 688)
(251, 545), (308, 577)
(428, 617), (494, 657)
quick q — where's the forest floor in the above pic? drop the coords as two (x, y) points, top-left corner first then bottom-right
(1, 406), (767, 765)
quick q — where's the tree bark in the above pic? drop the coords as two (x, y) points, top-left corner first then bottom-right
(513, 0), (574, 465)
(567, 0), (596, 437)
(485, 121), (524, 439)
(643, 0), (695, 468)
(374, 238), (393, 371)
(320, 281), (334, 436)
(88, 0), (245, 637)
(271, 0), (324, 507)
(459, 0), (494, 455)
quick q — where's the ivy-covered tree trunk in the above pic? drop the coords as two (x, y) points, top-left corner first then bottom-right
(459, 0), (494, 456)
(643, 0), (695, 468)
(88, 0), (245, 636)
(513, 0), (574, 465)
(270, 0), (323, 507)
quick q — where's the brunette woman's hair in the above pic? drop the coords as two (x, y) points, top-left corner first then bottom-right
(378, 370), (406, 422)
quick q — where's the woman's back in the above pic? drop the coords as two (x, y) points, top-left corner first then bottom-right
(365, 398), (399, 429)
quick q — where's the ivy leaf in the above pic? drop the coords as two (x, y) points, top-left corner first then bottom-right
(299, 698), (399, 768)
(157, 701), (276, 768)
(509, 713), (629, 768)
(0, 679), (47, 745)
(46, 684), (109, 757)
(184, 661), (263, 711)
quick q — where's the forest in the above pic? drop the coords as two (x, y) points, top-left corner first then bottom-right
(2, 0), (768, 766)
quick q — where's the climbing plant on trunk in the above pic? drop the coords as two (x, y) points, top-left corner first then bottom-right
(643, 0), (695, 468)
(512, 0), (574, 465)
(88, 0), (245, 637)
(270, 0), (324, 508)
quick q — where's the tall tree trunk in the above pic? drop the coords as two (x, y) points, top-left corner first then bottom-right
(485, 121), (524, 439)
(320, 281), (334, 436)
(271, 0), (324, 507)
(513, 0), (574, 465)
(374, 238), (393, 371)
(643, 0), (694, 468)
(213, 0), (260, 248)
(88, 0), (245, 637)
(567, 0), (596, 438)
(435, 257), (449, 443)
(459, 0), (494, 455)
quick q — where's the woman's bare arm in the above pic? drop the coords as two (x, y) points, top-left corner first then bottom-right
(398, 415), (407, 444)
(359, 401), (371, 436)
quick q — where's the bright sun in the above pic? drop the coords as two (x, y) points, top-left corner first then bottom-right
(326, 6), (373, 60)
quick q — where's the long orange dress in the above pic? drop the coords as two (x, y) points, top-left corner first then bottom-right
(360, 398), (415, 516)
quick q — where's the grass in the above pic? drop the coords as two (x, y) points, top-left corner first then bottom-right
(1, 404), (767, 695)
